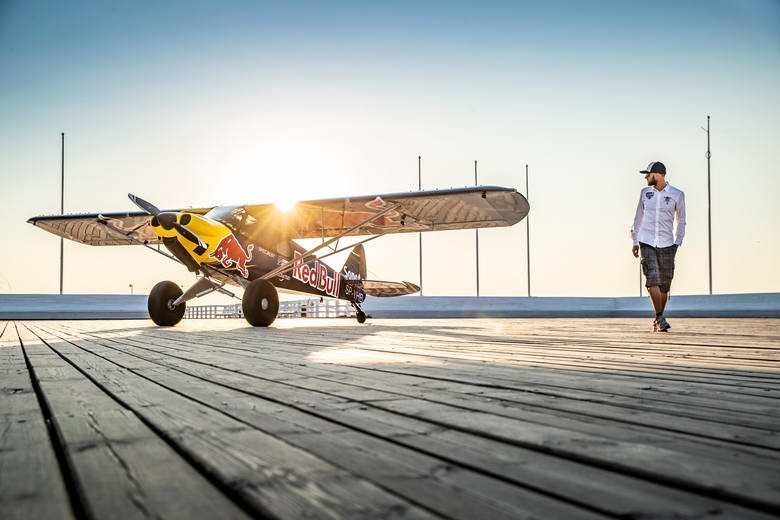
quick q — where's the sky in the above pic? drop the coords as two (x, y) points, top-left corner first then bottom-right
(1, 0), (779, 299)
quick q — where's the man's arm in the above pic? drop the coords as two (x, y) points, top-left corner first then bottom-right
(675, 192), (686, 246)
(631, 193), (643, 257)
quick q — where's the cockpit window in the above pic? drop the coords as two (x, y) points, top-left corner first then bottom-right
(205, 206), (256, 234)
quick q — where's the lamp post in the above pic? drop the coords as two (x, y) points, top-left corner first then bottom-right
(704, 115), (713, 294)
(129, 284), (134, 295)
(59, 132), (64, 295)
(418, 155), (423, 296)
(525, 164), (530, 297)
(474, 160), (480, 297)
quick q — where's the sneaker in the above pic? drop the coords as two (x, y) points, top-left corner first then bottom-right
(656, 316), (670, 332)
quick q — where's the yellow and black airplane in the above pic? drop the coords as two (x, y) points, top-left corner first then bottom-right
(28, 187), (529, 327)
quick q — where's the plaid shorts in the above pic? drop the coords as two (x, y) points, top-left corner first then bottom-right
(640, 242), (677, 293)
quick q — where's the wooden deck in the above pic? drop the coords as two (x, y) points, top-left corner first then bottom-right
(2, 318), (779, 519)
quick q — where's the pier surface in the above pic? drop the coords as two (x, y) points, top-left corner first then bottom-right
(2, 318), (779, 519)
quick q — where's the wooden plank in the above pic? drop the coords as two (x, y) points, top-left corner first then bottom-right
(26, 324), (440, 520)
(30, 323), (766, 519)
(73, 322), (780, 451)
(98, 319), (780, 405)
(33, 318), (780, 512)
(0, 325), (74, 520)
(72, 321), (780, 419)
(15, 325), (251, 520)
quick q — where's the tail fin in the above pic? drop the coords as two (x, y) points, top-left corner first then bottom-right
(342, 243), (367, 280)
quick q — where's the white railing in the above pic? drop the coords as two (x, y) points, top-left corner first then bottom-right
(278, 299), (355, 318)
(184, 303), (242, 319)
(184, 299), (354, 319)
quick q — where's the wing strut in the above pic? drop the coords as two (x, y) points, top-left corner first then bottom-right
(312, 233), (384, 265)
(261, 202), (400, 280)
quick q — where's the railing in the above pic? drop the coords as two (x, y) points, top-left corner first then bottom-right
(184, 299), (354, 319)
(279, 299), (355, 318)
(184, 303), (242, 319)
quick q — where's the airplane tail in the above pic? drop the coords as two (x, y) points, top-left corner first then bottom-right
(342, 243), (367, 280)
(341, 243), (420, 297)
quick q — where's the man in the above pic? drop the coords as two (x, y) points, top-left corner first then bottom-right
(631, 161), (686, 332)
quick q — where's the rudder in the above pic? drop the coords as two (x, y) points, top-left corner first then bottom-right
(342, 243), (367, 280)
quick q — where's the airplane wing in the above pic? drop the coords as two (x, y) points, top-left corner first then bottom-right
(28, 186), (528, 245)
(27, 208), (211, 246)
(360, 280), (421, 297)
(244, 186), (528, 240)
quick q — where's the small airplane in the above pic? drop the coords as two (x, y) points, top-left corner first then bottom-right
(28, 187), (529, 326)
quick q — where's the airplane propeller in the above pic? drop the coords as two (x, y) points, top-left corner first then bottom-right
(128, 193), (208, 253)
(128, 193), (161, 216)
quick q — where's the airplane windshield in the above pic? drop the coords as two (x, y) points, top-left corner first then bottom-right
(205, 206), (256, 233)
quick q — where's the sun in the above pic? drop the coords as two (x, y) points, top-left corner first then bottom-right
(272, 194), (298, 212)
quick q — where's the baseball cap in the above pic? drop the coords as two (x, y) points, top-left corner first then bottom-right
(640, 161), (666, 175)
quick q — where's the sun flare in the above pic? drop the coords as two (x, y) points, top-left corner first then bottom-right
(273, 195), (298, 212)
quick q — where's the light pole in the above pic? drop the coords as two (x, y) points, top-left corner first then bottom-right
(474, 160), (480, 297)
(59, 132), (64, 295)
(418, 155), (423, 296)
(129, 284), (134, 295)
(525, 164), (531, 297)
(703, 115), (713, 294)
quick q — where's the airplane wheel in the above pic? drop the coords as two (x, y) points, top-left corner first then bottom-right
(356, 310), (367, 324)
(148, 281), (186, 326)
(243, 279), (279, 327)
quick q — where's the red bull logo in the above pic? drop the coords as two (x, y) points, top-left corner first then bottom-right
(209, 234), (254, 278)
(292, 251), (341, 298)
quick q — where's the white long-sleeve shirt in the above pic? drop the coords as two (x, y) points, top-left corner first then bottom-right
(631, 183), (686, 247)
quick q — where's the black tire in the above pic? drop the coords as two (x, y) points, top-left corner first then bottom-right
(242, 278), (279, 327)
(356, 310), (367, 324)
(148, 281), (186, 326)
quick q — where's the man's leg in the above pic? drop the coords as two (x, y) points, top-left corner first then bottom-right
(647, 285), (667, 314)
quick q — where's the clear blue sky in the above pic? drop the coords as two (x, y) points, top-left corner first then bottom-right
(1, 0), (778, 297)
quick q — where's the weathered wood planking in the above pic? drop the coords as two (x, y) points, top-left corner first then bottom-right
(0, 324), (74, 520)
(24, 324), (440, 520)
(19, 318), (780, 519)
(22, 320), (774, 514)
(13, 325), (251, 520)
(26, 323), (600, 520)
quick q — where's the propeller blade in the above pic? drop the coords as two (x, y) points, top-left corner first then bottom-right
(174, 223), (208, 253)
(128, 193), (161, 216)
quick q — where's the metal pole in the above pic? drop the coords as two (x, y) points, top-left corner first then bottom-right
(525, 164), (530, 297)
(418, 155), (423, 296)
(475, 160), (479, 297)
(706, 115), (712, 295)
(60, 132), (64, 295)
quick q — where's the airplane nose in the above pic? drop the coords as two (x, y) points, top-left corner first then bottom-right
(156, 212), (177, 230)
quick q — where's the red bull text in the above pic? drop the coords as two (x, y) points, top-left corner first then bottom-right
(209, 234), (254, 278)
(292, 251), (341, 298)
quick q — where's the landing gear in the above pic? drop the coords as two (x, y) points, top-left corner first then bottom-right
(148, 281), (186, 326)
(348, 285), (368, 324)
(242, 278), (279, 327)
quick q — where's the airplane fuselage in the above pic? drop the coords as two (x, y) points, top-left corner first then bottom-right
(151, 209), (364, 304)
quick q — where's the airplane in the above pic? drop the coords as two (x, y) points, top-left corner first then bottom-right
(28, 186), (529, 326)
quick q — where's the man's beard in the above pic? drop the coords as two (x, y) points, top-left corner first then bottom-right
(647, 177), (657, 186)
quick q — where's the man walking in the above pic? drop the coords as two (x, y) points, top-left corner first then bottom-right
(631, 161), (686, 332)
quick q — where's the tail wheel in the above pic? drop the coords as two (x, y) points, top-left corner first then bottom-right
(242, 278), (279, 327)
(148, 281), (186, 326)
(356, 310), (367, 324)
